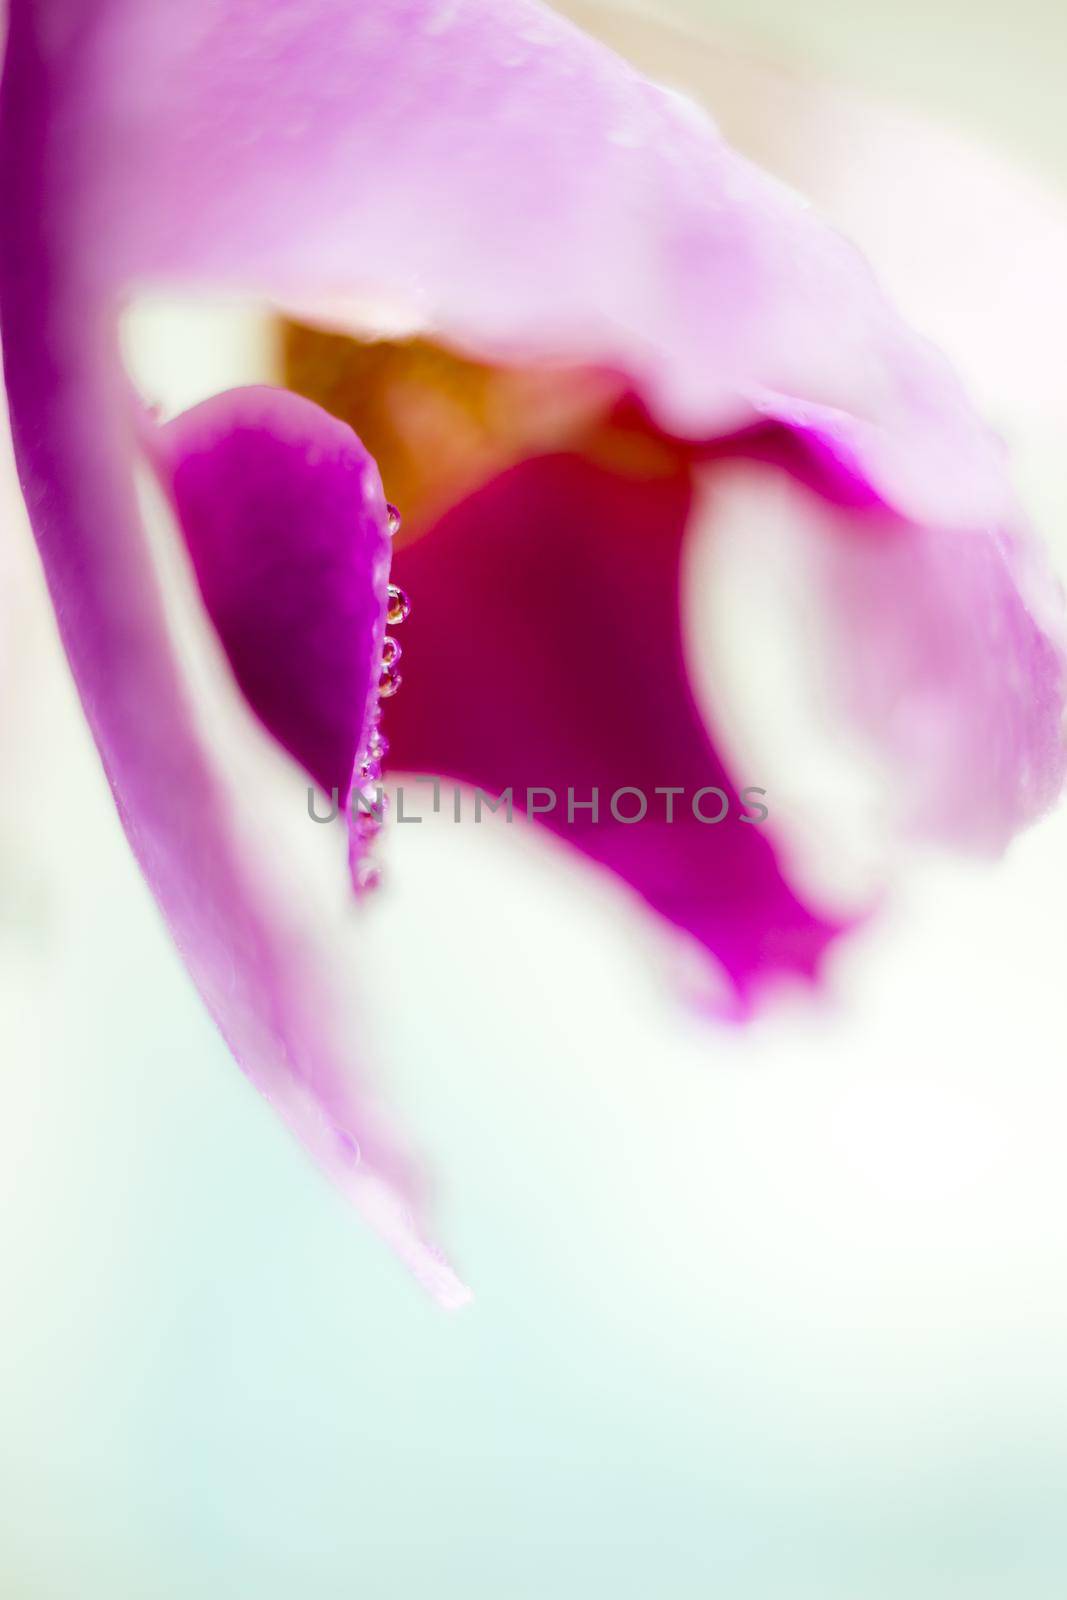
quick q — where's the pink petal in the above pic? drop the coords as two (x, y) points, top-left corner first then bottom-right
(384, 451), (843, 1005)
(46, 0), (1017, 534)
(153, 385), (389, 811)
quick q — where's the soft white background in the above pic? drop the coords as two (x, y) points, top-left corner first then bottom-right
(3, 3), (1067, 1595)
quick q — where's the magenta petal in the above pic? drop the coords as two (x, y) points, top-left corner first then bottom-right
(385, 453), (842, 1003)
(154, 386), (390, 811)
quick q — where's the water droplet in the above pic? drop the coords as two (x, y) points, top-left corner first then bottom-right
(335, 1128), (362, 1163)
(353, 780), (386, 821)
(381, 635), (402, 667)
(386, 503), (402, 537)
(387, 585), (411, 626)
(378, 666), (403, 698)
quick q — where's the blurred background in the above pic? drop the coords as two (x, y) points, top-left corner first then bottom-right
(3, 2), (1067, 1596)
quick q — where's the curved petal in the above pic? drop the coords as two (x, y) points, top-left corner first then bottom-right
(384, 450), (843, 1005)
(153, 384), (390, 812)
(0, 20), (468, 1305)
(42, 0), (1021, 533)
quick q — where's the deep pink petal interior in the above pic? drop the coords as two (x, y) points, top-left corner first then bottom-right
(385, 452), (843, 1002)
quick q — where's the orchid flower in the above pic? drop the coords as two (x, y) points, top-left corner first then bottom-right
(2, 0), (1064, 1305)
